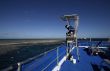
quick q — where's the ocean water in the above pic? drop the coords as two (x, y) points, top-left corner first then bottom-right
(0, 39), (61, 70)
(0, 39), (109, 70)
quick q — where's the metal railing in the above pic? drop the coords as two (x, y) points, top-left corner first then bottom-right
(20, 44), (66, 71)
(1, 44), (66, 71)
(41, 47), (66, 71)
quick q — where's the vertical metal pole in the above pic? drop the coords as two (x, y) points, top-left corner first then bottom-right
(17, 62), (21, 71)
(57, 47), (59, 65)
(90, 37), (91, 47)
(66, 42), (68, 55)
(66, 18), (70, 25)
(90, 37), (91, 42)
(75, 16), (79, 61)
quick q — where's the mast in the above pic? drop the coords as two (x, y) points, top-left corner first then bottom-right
(61, 14), (79, 61)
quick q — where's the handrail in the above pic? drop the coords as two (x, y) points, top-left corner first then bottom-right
(41, 47), (66, 71)
(18, 45), (62, 71)
(1, 44), (64, 71)
(20, 46), (58, 65)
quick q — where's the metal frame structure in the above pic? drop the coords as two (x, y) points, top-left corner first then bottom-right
(61, 14), (79, 61)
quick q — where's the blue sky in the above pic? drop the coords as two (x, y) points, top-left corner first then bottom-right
(0, 0), (110, 38)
